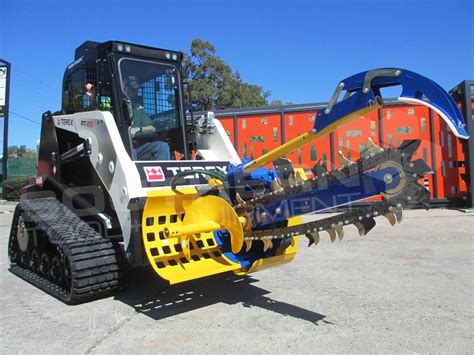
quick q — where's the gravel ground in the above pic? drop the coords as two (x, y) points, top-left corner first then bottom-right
(0, 207), (472, 354)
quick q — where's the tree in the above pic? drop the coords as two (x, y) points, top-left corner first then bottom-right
(7, 145), (36, 158)
(183, 39), (271, 111)
(18, 145), (27, 157)
(8, 146), (19, 157)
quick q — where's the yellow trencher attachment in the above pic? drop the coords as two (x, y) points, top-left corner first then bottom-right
(142, 189), (243, 284)
(164, 195), (244, 259)
(207, 178), (224, 190)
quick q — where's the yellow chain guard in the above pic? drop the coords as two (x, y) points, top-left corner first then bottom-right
(234, 216), (300, 276)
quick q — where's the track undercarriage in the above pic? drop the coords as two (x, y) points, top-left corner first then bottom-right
(9, 198), (121, 303)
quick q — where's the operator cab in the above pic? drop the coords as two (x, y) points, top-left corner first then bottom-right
(62, 40), (188, 161)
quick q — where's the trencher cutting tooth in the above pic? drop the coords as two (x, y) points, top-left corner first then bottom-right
(391, 206), (403, 223)
(338, 150), (355, 167)
(407, 159), (433, 177)
(365, 137), (384, 154)
(397, 140), (421, 162)
(354, 222), (366, 236)
(271, 179), (284, 193)
(306, 231), (320, 247)
(360, 217), (376, 235)
(334, 225), (344, 241)
(236, 193), (246, 206)
(312, 161), (328, 178)
(262, 239), (273, 252)
(383, 212), (397, 226)
(245, 239), (253, 252)
(312, 232), (320, 246)
(287, 174), (295, 186)
(327, 228), (337, 243)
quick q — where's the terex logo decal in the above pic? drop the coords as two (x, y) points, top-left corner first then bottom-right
(165, 165), (227, 178)
(136, 161), (230, 187)
(143, 166), (165, 182)
(57, 118), (74, 126)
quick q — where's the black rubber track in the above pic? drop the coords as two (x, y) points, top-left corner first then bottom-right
(8, 197), (121, 304)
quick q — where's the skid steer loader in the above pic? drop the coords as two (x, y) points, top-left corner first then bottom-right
(8, 40), (469, 304)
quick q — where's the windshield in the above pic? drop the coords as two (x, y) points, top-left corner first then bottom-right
(118, 58), (184, 161)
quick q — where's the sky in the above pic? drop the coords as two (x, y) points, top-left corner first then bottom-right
(0, 0), (472, 148)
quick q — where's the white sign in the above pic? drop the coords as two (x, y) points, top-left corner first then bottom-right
(0, 66), (7, 107)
